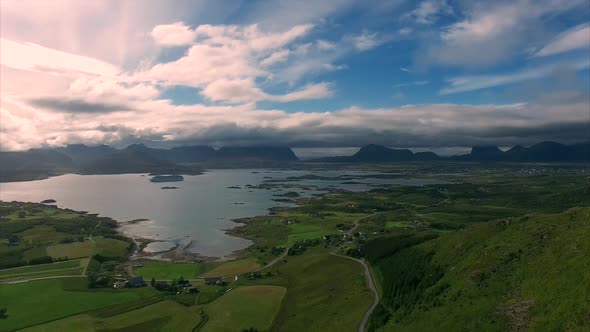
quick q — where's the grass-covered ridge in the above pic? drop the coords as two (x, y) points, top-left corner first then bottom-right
(369, 207), (590, 331)
(0, 202), (132, 271)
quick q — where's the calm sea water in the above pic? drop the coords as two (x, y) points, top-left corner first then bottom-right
(0, 169), (445, 258)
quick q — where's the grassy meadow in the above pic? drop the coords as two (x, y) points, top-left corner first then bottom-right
(2, 164), (589, 331)
(0, 278), (156, 331)
(202, 286), (286, 332)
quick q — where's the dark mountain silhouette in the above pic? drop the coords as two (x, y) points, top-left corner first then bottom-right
(79, 148), (180, 175)
(121, 144), (291, 162)
(413, 151), (440, 161)
(522, 141), (576, 162)
(451, 145), (504, 161)
(470, 145), (504, 160)
(1, 141), (588, 182)
(0, 144), (299, 181)
(505, 145), (527, 156)
(313, 144), (438, 163)
(351, 144), (414, 162)
(498, 141), (589, 162)
(167, 145), (216, 162)
(313, 141), (589, 163)
(571, 143), (590, 161)
(214, 146), (298, 161)
(53, 144), (117, 165)
(0, 149), (75, 182)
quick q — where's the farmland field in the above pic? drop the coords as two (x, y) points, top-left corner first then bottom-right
(270, 248), (373, 332)
(202, 285), (286, 332)
(1, 165), (589, 331)
(133, 261), (209, 280)
(20, 300), (203, 332)
(200, 258), (259, 277)
(0, 278), (151, 331)
(46, 241), (95, 259)
(0, 259), (86, 282)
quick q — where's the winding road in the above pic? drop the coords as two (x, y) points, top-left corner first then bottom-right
(336, 213), (382, 332)
(4, 214), (380, 332)
(330, 252), (379, 332)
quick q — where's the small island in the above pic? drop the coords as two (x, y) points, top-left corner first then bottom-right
(161, 186), (179, 190)
(40, 199), (57, 204)
(150, 175), (184, 183)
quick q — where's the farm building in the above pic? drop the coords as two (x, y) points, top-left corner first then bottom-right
(204, 277), (222, 285)
(127, 276), (145, 288)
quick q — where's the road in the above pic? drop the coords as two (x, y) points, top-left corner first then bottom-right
(330, 252), (379, 332)
(4, 213), (379, 332)
(254, 248), (288, 272)
(336, 213), (381, 332)
(87, 220), (102, 243)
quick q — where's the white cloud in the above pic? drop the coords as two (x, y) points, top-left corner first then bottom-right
(440, 58), (590, 94)
(261, 49), (291, 67)
(423, 0), (587, 67)
(398, 28), (413, 36)
(2, 0), (586, 152)
(200, 79), (332, 103)
(534, 23), (590, 57)
(4, 98), (587, 151)
(393, 80), (430, 88)
(151, 22), (196, 46)
(406, 0), (452, 25)
(0, 0), (198, 68)
(138, 23), (319, 101)
(191, 23), (313, 51)
(350, 31), (381, 51)
(201, 78), (266, 103)
(243, 0), (356, 30)
(273, 82), (333, 102)
(139, 22), (374, 102)
(316, 40), (337, 50)
(0, 38), (119, 76)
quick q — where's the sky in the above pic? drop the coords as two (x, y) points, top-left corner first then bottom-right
(1, 0), (589, 152)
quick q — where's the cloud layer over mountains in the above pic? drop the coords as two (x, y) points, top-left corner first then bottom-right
(1, 0), (588, 151)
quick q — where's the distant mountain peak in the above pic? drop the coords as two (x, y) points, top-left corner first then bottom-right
(470, 145), (502, 155)
(353, 144), (414, 162)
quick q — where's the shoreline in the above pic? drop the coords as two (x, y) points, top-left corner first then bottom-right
(1, 170), (355, 264)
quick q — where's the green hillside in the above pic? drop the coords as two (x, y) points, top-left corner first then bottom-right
(369, 207), (590, 331)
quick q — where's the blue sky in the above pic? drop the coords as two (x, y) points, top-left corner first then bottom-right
(0, 0), (589, 151)
(157, 0), (590, 111)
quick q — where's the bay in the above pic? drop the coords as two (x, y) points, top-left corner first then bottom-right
(0, 169), (446, 258)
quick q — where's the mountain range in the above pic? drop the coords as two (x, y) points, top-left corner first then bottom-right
(0, 141), (587, 182)
(314, 141), (590, 163)
(0, 144), (298, 182)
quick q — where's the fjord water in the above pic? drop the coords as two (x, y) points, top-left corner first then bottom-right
(0, 169), (445, 258)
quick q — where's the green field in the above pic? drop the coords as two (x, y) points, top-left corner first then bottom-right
(201, 258), (260, 277)
(270, 248), (373, 332)
(133, 261), (206, 280)
(93, 236), (131, 257)
(284, 223), (331, 246)
(202, 286), (286, 332)
(384, 221), (408, 228)
(0, 259), (86, 282)
(2, 165), (590, 331)
(46, 241), (95, 259)
(0, 278), (155, 331)
(0, 202), (132, 270)
(19, 314), (96, 332)
(21, 300), (203, 332)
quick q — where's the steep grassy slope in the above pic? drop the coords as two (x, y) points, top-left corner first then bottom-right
(370, 207), (590, 331)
